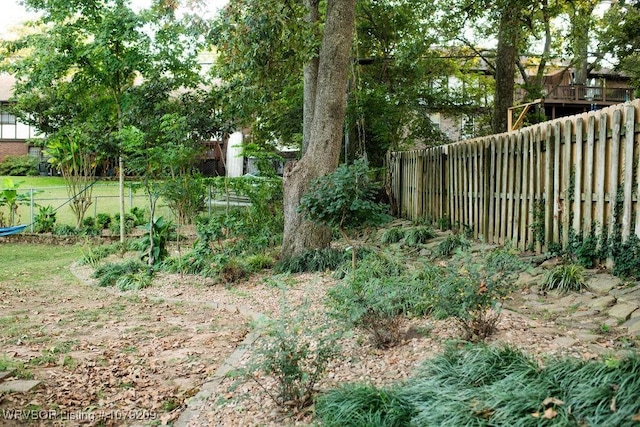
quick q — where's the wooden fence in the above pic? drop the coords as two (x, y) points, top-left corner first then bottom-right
(387, 99), (640, 253)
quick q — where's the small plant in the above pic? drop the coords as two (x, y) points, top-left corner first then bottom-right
(243, 252), (276, 272)
(541, 263), (585, 293)
(110, 213), (135, 235)
(611, 234), (640, 279)
(92, 260), (149, 288)
(245, 295), (341, 409)
(436, 215), (451, 231)
(80, 243), (124, 267)
(315, 383), (416, 427)
(52, 224), (79, 236)
(116, 271), (153, 291)
(134, 216), (174, 265)
(129, 206), (147, 226)
(95, 213), (112, 230)
(327, 253), (431, 348)
(275, 247), (348, 273)
(0, 178), (30, 227)
(404, 226), (436, 246)
(431, 252), (511, 341)
(380, 227), (405, 244)
(436, 233), (471, 257)
(33, 205), (57, 233)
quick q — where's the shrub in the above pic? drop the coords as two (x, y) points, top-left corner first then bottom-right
(0, 155), (38, 176)
(133, 216), (174, 265)
(315, 383), (415, 427)
(82, 216), (96, 228)
(129, 207), (147, 226)
(275, 247), (348, 273)
(380, 227), (405, 244)
(95, 213), (112, 230)
(245, 296), (341, 409)
(243, 252), (276, 272)
(431, 253), (511, 341)
(298, 158), (391, 268)
(92, 259), (148, 288)
(33, 205), (56, 233)
(116, 271), (153, 291)
(404, 226), (436, 246)
(327, 253), (432, 348)
(541, 263), (585, 293)
(437, 233), (471, 257)
(52, 224), (78, 236)
(110, 213), (135, 235)
(485, 246), (530, 275)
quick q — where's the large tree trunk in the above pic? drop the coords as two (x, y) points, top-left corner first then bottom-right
(492, 7), (520, 134)
(281, 0), (356, 259)
(302, 0), (320, 155)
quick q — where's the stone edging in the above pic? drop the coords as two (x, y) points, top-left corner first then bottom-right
(68, 261), (267, 427)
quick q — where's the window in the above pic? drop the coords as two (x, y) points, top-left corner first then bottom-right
(0, 102), (16, 125)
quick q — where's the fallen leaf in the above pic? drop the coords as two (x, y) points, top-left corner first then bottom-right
(542, 397), (564, 406)
(610, 397), (616, 413)
(543, 407), (557, 419)
(631, 412), (640, 421)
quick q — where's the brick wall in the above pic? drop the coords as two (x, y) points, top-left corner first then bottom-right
(0, 140), (29, 162)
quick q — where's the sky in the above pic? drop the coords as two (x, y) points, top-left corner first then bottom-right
(0, 0), (227, 39)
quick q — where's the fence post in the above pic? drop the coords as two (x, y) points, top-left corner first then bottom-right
(30, 188), (34, 232)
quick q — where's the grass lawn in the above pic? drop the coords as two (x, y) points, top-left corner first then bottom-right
(1, 176), (169, 227)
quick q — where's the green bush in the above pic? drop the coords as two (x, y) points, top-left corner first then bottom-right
(0, 155), (39, 176)
(404, 226), (436, 246)
(298, 158), (390, 267)
(95, 213), (112, 230)
(52, 224), (78, 236)
(541, 263), (585, 293)
(327, 253), (432, 348)
(33, 205), (56, 233)
(275, 247), (348, 273)
(245, 296), (341, 409)
(380, 227), (405, 244)
(133, 216), (174, 265)
(431, 252), (512, 341)
(92, 259), (149, 288)
(437, 233), (471, 257)
(315, 384), (415, 427)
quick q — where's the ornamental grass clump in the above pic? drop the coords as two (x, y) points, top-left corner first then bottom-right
(541, 263), (585, 293)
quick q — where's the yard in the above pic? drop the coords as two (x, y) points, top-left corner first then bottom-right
(1, 228), (639, 426)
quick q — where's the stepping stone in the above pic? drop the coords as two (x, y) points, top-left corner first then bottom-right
(586, 275), (619, 295)
(0, 380), (41, 393)
(622, 317), (640, 336)
(611, 285), (640, 304)
(0, 370), (14, 382)
(589, 295), (616, 311)
(551, 336), (577, 348)
(608, 303), (639, 321)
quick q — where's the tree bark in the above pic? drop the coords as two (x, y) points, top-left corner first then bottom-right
(281, 0), (356, 259)
(492, 7), (520, 134)
(302, 0), (320, 155)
